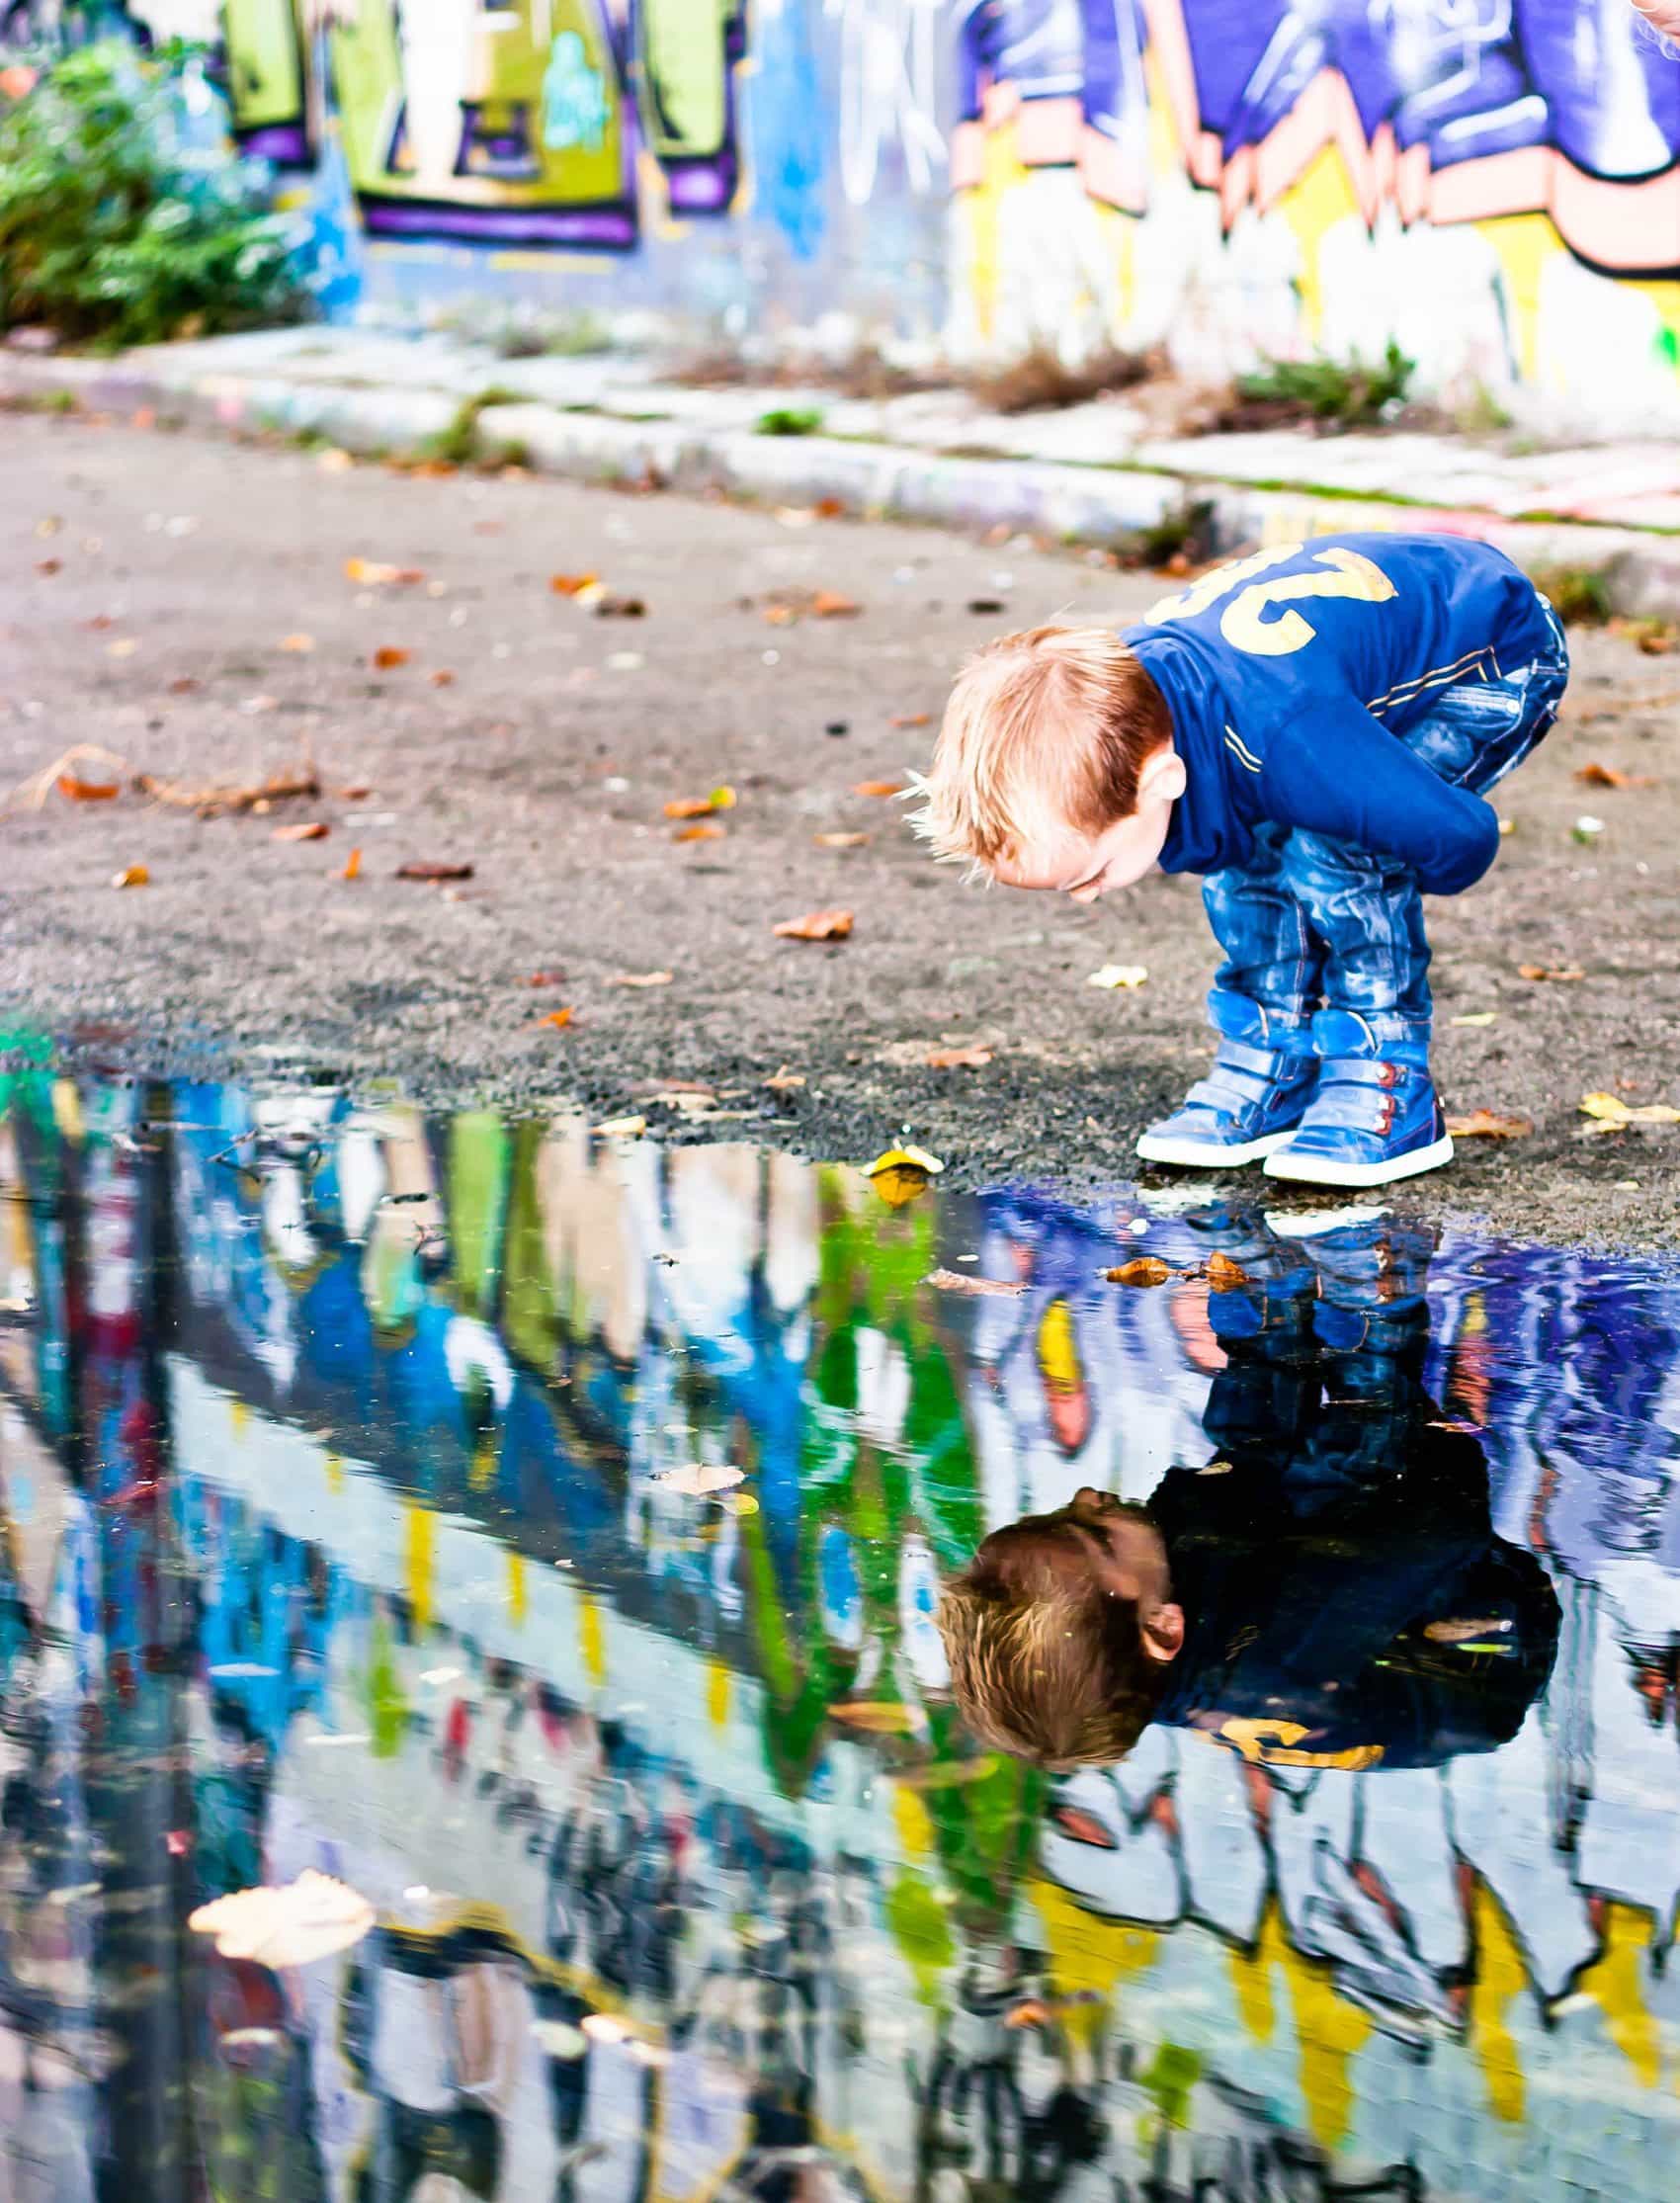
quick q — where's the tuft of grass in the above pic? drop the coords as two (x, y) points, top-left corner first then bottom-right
(417, 385), (528, 467)
(1528, 563), (1614, 626)
(966, 341), (1161, 416)
(755, 405), (825, 437)
(1219, 341), (1416, 433)
(1115, 495), (1218, 571)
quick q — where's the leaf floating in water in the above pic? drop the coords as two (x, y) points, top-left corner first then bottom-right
(189, 1870), (374, 1968)
(593, 1115), (647, 1139)
(1423, 1617), (1513, 1645)
(923, 1267), (1025, 1298)
(829, 1702), (916, 1734)
(1203, 1252), (1250, 1290)
(1446, 1109), (1533, 1140)
(656, 1462), (746, 1496)
(866, 1145), (945, 1178)
(1104, 1257), (1174, 1288)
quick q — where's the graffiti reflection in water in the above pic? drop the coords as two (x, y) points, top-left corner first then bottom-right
(1, 1068), (1679, 2201)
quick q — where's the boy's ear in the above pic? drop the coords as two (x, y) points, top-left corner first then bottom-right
(1139, 745), (1187, 804)
(1139, 1603), (1185, 1664)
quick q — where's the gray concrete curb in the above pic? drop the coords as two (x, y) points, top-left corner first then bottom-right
(8, 349), (1680, 618)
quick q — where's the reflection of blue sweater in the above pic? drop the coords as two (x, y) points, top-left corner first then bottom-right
(1126, 533), (1553, 893)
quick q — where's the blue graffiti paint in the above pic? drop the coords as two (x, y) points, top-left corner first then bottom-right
(751, 0), (827, 262)
(542, 29), (612, 156)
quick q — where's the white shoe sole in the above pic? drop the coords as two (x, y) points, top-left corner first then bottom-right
(1134, 1127), (1297, 1169)
(1262, 1134), (1455, 1189)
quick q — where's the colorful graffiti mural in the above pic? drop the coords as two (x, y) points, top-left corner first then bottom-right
(950, 0), (1680, 410)
(5, 1067), (1680, 2199)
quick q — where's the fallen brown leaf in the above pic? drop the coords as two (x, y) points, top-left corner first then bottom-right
(811, 589), (860, 618)
(866, 1144), (944, 1177)
(1518, 965), (1585, 983)
(814, 831), (869, 849)
(765, 1066), (806, 1091)
(967, 597), (1006, 615)
(594, 593), (645, 619)
(526, 971), (565, 987)
(279, 634), (315, 653)
(665, 796), (718, 820)
(58, 773), (119, 803)
(136, 760), (321, 819)
(593, 1115), (647, 1139)
(36, 557), (61, 576)
(673, 822), (724, 843)
(656, 1463), (745, 1496)
(342, 847), (363, 882)
(537, 1007), (575, 1030)
(272, 821), (329, 843)
(926, 1046), (993, 1069)
(608, 971), (674, 987)
(851, 780), (906, 800)
(168, 676), (200, 695)
(345, 557), (424, 587)
(549, 572), (599, 597)
(1204, 1252), (1251, 1290)
(1422, 1618), (1509, 1645)
(189, 1871), (374, 1969)
(112, 864), (149, 889)
(763, 603), (798, 627)
(1576, 761), (1628, 788)
(373, 646), (411, 671)
(829, 1703), (915, 1735)
(396, 860), (473, 883)
(774, 908), (853, 941)
(1105, 1257), (1175, 1288)
(1445, 1109), (1534, 1140)
(814, 496), (845, 519)
(6, 742), (129, 811)
(924, 1266), (1025, 1297)
(1579, 1091), (1680, 1128)
(428, 669), (456, 687)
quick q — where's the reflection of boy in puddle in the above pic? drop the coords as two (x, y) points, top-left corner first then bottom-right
(939, 1209), (1560, 1769)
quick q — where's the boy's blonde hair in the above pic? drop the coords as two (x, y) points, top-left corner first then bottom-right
(912, 626), (1171, 870)
(937, 1520), (1167, 1770)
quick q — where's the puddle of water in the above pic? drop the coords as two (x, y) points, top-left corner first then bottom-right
(2, 1070), (1679, 2202)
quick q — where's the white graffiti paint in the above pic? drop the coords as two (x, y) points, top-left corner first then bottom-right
(823, 0), (954, 206)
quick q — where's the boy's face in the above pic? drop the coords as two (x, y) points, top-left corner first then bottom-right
(989, 742), (1186, 901)
(978, 1487), (1185, 1663)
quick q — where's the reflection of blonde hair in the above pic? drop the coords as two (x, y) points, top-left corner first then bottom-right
(938, 1522), (1166, 1771)
(911, 626), (1171, 869)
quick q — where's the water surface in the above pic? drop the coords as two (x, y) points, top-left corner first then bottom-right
(2, 1070), (1678, 2202)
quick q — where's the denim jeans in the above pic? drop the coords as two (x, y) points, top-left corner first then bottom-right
(1204, 600), (1569, 1054)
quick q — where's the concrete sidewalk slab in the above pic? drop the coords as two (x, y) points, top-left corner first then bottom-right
(6, 328), (1679, 616)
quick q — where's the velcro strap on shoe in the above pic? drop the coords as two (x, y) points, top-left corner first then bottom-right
(1321, 1059), (1397, 1088)
(1183, 1040), (1304, 1118)
(1307, 1061), (1398, 1131)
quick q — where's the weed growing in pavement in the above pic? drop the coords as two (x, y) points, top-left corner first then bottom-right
(1528, 564), (1615, 626)
(755, 406), (826, 437)
(418, 387), (528, 467)
(1114, 495), (1218, 570)
(966, 341), (1162, 415)
(1219, 341), (1416, 432)
(0, 42), (305, 351)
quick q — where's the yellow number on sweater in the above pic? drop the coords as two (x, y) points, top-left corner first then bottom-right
(1145, 544), (1396, 655)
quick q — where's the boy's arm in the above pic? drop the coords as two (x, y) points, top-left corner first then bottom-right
(1259, 704), (1501, 894)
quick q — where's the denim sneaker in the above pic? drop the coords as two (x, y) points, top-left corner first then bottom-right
(1135, 1039), (1317, 1168)
(1264, 1033), (1454, 1189)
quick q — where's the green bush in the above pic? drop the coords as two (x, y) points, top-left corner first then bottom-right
(0, 42), (306, 351)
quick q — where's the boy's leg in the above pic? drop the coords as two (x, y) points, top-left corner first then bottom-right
(1265, 605), (1568, 1189)
(1136, 822), (1321, 1167)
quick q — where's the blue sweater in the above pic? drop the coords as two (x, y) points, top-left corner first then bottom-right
(1126, 533), (1554, 894)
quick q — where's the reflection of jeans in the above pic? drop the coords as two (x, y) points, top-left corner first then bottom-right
(1204, 605), (1568, 1051)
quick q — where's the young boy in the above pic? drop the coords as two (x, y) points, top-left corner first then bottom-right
(914, 533), (1568, 1187)
(935, 1208), (1560, 1771)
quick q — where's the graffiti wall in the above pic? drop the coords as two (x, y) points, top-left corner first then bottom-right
(3, 1), (1677, 416)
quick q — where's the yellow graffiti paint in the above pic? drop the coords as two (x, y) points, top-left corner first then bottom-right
(1274, 144), (1360, 346)
(965, 119), (1032, 345)
(1229, 1902), (1279, 2044)
(1032, 1872), (1161, 2034)
(706, 1655), (730, 1730)
(229, 1399), (250, 1443)
(892, 1783), (935, 1861)
(1036, 1299), (1081, 1395)
(324, 1451), (345, 1496)
(404, 1499), (434, 1630)
(1277, 1923), (1372, 2152)
(578, 1591), (607, 1686)
(1469, 1878), (1528, 2123)
(1475, 212), (1559, 383)
(1578, 1903), (1661, 2091)
(506, 1548), (527, 1628)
